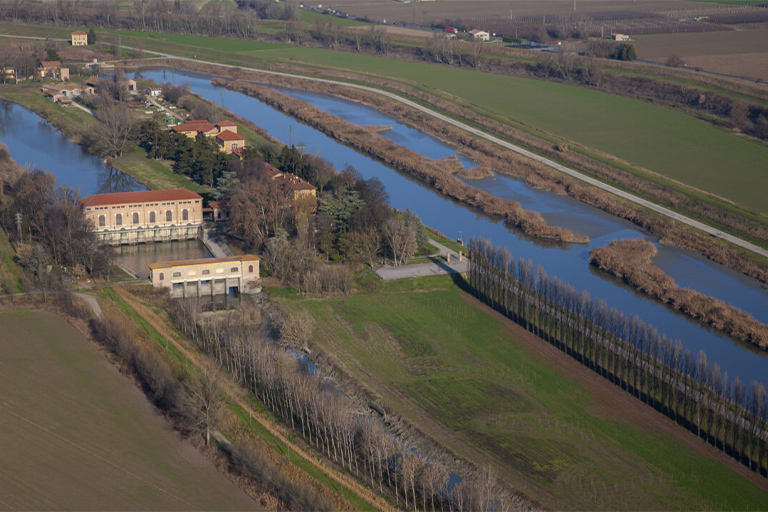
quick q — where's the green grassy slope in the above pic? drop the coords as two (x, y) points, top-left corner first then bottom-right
(276, 274), (768, 510)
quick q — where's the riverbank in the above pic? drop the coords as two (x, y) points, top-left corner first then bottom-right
(126, 59), (768, 284)
(590, 239), (768, 349)
(216, 79), (587, 244)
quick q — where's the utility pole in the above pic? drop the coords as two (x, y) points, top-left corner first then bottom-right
(510, 0), (513, 19)
(14, 212), (22, 244)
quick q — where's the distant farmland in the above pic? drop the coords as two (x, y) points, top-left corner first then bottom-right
(0, 310), (259, 511)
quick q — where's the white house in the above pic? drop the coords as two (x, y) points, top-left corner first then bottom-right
(469, 29), (490, 42)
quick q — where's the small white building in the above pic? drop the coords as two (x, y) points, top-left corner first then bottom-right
(148, 88), (162, 97)
(611, 33), (630, 42)
(469, 29), (490, 42)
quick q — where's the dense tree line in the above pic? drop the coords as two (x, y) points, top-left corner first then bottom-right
(469, 237), (768, 476)
(89, 296), (334, 511)
(223, 150), (427, 280)
(4, 1), (765, 140)
(168, 297), (527, 511)
(0, 168), (113, 284)
(138, 121), (232, 187)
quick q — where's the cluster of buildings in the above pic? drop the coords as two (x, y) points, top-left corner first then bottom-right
(171, 119), (246, 155)
(79, 188), (260, 298)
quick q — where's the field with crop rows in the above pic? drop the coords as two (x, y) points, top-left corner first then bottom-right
(0, 310), (258, 511)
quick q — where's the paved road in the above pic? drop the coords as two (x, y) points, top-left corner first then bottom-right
(3, 34), (765, 259)
(375, 239), (468, 280)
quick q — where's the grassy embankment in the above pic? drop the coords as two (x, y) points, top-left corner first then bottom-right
(0, 81), (266, 195)
(0, 227), (24, 293)
(274, 274), (768, 511)
(98, 286), (379, 511)
(0, 309), (258, 510)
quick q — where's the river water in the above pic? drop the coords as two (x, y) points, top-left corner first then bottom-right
(0, 100), (212, 277)
(138, 68), (767, 388)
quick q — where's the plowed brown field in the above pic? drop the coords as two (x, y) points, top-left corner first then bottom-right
(634, 28), (768, 81)
(0, 310), (259, 511)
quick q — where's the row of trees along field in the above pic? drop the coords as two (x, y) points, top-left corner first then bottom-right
(5, 0), (767, 141)
(468, 237), (768, 477)
(168, 296), (528, 512)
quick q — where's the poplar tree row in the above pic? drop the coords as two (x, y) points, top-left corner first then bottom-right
(469, 237), (768, 476)
(170, 301), (528, 511)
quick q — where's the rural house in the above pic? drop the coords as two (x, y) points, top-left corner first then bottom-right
(38, 61), (69, 80)
(611, 33), (630, 41)
(262, 163), (317, 201)
(71, 31), (88, 46)
(215, 130), (246, 154)
(469, 29), (490, 41)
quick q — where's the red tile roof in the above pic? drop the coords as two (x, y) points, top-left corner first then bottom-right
(216, 130), (245, 141)
(79, 189), (202, 207)
(171, 122), (203, 133)
(72, 31), (87, 35)
(196, 123), (219, 133)
(39, 61), (61, 68)
(216, 120), (237, 127)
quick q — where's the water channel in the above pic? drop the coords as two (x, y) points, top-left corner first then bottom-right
(0, 100), (212, 277)
(138, 68), (767, 388)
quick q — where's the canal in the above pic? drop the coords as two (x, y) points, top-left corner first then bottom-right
(0, 100), (212, 278)
(138, 68), (767, 388)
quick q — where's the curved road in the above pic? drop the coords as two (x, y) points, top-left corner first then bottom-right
(2, 33), (765, 258)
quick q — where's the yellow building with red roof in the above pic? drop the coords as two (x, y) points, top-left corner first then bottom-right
(79, 189), (203, 245)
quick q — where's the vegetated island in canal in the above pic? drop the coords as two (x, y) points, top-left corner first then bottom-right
(590, 239), (768, 350)
(135, 58), (767, 284)
(213, 78), (586, 244)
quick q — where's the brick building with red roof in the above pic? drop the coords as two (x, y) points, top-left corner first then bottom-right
(79, 189), (203, 245)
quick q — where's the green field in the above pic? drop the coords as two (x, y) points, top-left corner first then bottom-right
(86, 25), (768, 214)
(298, 9), (369, 27)
(3, 24), (767, 213)
(275, 275), (768, 510)
(0, 309), (258, 510)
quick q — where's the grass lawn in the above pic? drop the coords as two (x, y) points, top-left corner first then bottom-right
(275, 274), (768, 510)
(0, 228), (24, 293)
(298, 9), (369, 27)
(113, 147), (210, 194)
(0, 309), (257, 510)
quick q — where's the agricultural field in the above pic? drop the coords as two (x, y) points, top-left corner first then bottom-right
(633, 28), (768, 81)
(4, 18), (758, 213)
(275, 274), (768, 511)
(0, 309), (259, 511)
(303, 0), (767, 23)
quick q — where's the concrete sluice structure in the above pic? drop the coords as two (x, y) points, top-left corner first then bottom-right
(149, 255), (261, 298)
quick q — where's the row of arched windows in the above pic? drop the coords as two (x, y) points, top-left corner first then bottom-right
(98, 209), (189, 227)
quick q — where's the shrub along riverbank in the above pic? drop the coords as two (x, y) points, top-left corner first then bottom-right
(214, 78), (587, 244)
(590, 239), (768, 349)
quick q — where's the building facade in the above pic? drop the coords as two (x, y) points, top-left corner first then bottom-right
(149, 255), (260, 297)
(71, 31), (88, 46)
(79, 189), (203, 245)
